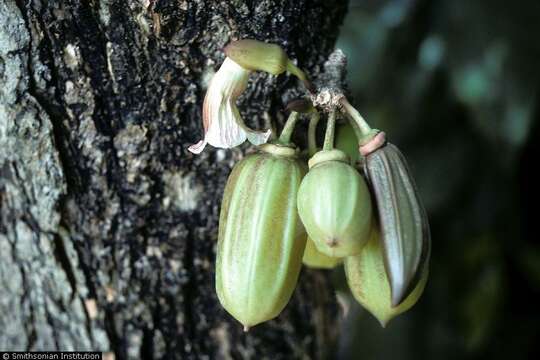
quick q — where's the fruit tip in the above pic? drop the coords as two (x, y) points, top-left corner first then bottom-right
(372, 310), (392, 328)
(243, 325), (250, 332)
(326, 238), (338, 248)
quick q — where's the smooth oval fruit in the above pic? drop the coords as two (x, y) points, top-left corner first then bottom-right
(302, 237), (342, 269)
(297, 149), (372, 257)
(216, 143), (307, 329)
(365, 143), (431, 306)
(345, 227), (429, 327)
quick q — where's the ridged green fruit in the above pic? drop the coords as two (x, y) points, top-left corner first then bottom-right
(365, 143), (431, 306)
(302, 237), (342, 269)
(297, 149), (373, 257)
(216, 143), (307, 330)
(345, 227), (429, 327)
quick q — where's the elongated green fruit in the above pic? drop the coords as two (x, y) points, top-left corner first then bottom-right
(365, 143), (430, 306)
(216, 143), (307, 330)
(302, 236), (342, 269)
(297, 149), (372, 257)
(345, 227), (429, 327)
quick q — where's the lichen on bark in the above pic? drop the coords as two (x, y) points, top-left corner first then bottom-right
(1, 0), (348, 358)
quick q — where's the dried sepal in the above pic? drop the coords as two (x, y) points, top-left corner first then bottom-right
(285, 98), (315, 114)
(364, 143), (430, 306)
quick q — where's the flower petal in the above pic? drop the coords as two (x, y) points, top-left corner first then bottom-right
(188, 140), (207, 154)
(188, 57), (271, 154)
(229, 97), (271, 146)
(246, 129), (272, 145)
(204, 97), (247, 148)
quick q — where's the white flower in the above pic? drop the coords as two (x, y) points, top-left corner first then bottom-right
(188, 58), (271, 154)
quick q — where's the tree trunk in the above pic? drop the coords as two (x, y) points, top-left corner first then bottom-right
(0, 0), (347, 358)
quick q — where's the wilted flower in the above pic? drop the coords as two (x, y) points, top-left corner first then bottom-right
(188, 58), (271, 154)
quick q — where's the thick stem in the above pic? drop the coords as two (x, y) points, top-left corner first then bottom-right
(278, 111), (300, 145)
(346, 115), (364, 142)
(323, 110), (336, 151)
(308, 111), (321, 156)
(340, 97), (378, 145)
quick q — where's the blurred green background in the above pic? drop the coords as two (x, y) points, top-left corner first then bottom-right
(334, 0), (540, 359)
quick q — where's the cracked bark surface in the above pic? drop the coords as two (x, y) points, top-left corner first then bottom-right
(0, 0), (347, 358)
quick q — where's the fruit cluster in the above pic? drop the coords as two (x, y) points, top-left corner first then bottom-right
(189, 40), (431, 330)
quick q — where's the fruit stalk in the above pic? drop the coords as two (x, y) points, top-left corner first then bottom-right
(323, 109), (336, 151)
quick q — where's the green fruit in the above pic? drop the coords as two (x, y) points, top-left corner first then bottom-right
(365, 143), (431, 306)
(216, 143), (307, 330)
(335, 122), (359, 164)
(297, 149), (372, 257)
(345, 227), (429, 327)
(302, 237), (342, 269)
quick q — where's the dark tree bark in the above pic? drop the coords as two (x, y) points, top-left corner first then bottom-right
(0, 0), (347, 358)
